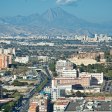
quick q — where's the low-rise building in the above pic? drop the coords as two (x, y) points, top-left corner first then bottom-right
(37, 56), (49, 62)
(52, 77), (91, 88)
(51, 85), (71, 101)
(61, 68), (77, 78)
(51, 77), (91, 100)
(64, 99), (112, 112)
(29, 95), (48, 112)
(0, 48), (15, 55)
(28, 102), (39, 112)
(80, 72), (103, 85)
(53, 98), (69, 112)
(56, 60), (73, 75)
(15, 56), (29, 64)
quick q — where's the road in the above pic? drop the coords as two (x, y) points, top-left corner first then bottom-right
(12, 66), (52, 112)
(43, 66), (53, 79)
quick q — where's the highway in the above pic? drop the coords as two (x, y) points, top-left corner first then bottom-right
(12, 65), (52, 112)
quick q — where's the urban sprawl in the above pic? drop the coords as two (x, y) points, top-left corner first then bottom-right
(0, 34), (112, 112)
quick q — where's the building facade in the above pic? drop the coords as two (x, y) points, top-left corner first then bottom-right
(15, 56), (29, 64)
(56, 60), (73, 75)
(51, 77), (91, 100)
(61, 68), (77, 77)
(0, 54), (12, 69)
(52, 77), (91, 88)
(80, 72), (103, 85)
(0, 48), (15, 55)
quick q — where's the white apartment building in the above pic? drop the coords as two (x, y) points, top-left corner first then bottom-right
(15, 56), (29, 64)
(61, 68), (77, 77)
(0, 40), (11, 44)
(51, 85), (71, 101)
(37, 56), (49, 62)
(56, 60), (73, 75)
(80, 72), (103, 85)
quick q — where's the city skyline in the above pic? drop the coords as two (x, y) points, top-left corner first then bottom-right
(0, 0), (112, 23)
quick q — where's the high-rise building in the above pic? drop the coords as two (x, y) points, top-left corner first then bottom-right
(0, 54), (12, 69)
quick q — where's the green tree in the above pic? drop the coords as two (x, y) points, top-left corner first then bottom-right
(75, 91), (84, 97)
(12, 80), (28, 86)
(95, 55), (101, 62)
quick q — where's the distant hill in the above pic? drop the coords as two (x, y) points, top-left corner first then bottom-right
(0, 7), (112, 36)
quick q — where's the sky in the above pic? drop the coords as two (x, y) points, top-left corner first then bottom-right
(0, 0), (112, 23)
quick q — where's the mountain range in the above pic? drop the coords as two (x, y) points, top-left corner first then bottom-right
(0, 7), (112, 36)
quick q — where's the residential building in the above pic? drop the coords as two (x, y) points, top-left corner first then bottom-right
(0, 54), (12, 69)
(51, 77), (91, 100)
(37, 56), (49, 62)
(52, 77), (91, 88)
(53, 98), (69, 112)
(28, 102), (39, 112)
(51, 85), (71, 101)
(0, 48), (15, 55)
(0, 40), (11, 44)
(15, 56), (29, 64)
(80, 72), (103, 85)
(29, 95), (48, 112)
(64, 99), (112, 112)
(56, 60), (73, 75)
(61, 68), (77, 77)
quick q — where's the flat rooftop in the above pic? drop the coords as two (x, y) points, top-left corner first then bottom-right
(64, 100), (84, 111)
(64, 100), (112, 112)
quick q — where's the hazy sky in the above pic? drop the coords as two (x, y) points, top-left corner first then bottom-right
(0, 0), (112, 23)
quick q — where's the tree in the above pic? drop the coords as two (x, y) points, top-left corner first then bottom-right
(96, 55), (101, 62)
(73, 63), (77, 69)
(49, 63), (55, 72)
(12, 80), (28, 86)
(4, 71), (11, 76)
(75, 91), (83, 97)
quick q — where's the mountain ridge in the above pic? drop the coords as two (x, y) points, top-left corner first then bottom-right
(0, 7), (112, 36)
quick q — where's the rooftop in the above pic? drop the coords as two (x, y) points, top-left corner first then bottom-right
(64, 100), (112, 112)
